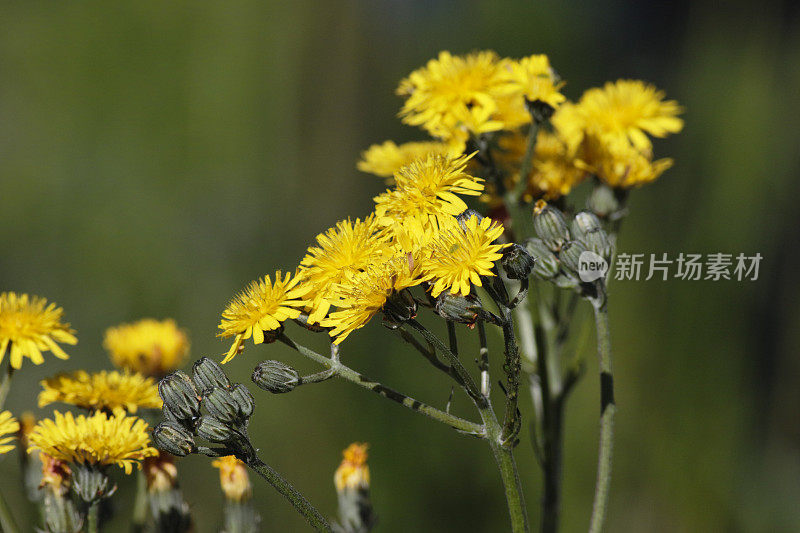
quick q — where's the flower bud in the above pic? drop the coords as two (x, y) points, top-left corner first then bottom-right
(252, 360), (301, 394)
(579, 228), (612, 260)
(152, 421), (197, 457)
(382, 288), (417, 324)
(203, 386), (241, 425)
(570, 211), (603, 241)
(525, 238), (560, 279)
(158, 371), (201, 421)
(72, 464), (115, 503)
(457, 209), (484, 230)
(587, 184), (620, 218)
(230, 384), (255, 419)
(195, 416), (235, 443)
(192, 357), (230, 395)
(435, 293), (483, 326)
(559, 240), (588, 275)
(501, 243), (536, 280)
(533, 201), (570, 251)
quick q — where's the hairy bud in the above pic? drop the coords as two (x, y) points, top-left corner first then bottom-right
(192, 357), (230, 395)
(152, 421), (197, 457)
(158, 371), (201, 421)
(252, 360), (301, 394)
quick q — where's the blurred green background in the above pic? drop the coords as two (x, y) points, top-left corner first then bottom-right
(2, 1), (799, 531)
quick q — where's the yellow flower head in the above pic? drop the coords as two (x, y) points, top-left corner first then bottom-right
(218, 271), (310, 363)
(211, 455), (252, 502)
(28, 409), (158, 474)
(40, 453), (72, 495)
(144, 453), (178, 493)
(104, 318), (189, 377)
(577, 79), (683, 151)
(321, 257), (425, 344)
(38, 370), (162, 413)
(0, 410), (19, 455)
(424, 215), (508, 298)
(583, 136), (674, 188)
(334, 442), (370, 492)
(357, 140), (456, 183)
(501, 54), (566, 109)
(299, 214), (392, 324)
(0, 292), (77, 369)
(374, 153), (484, 225)
(397, 51), (515, 141)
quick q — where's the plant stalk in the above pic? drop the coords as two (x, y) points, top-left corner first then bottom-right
(0, 489), (19, 533)
(87, 502), (99, 533)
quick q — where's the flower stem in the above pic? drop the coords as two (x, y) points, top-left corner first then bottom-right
(87, 502), (100, 533)
(0, 364), (16, 410)
(513, 119), (540, 202)
(130, 470), (147, 533)
(588, 300), (615, 533)
(246, 458), (332, 532)
(0, 488), (19, 533)
(277, 334), (484, 435)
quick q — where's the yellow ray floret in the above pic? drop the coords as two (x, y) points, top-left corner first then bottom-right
(104, 318), (189, 377)
(0, 411), (19, 455)
(424, 215), (508, 298)
(374, 153), (484, 225)
(576, 79), (683, 151)
(334, 442), (370, 492)
(500, 54), (566, 109)
(28, 409), (158, 474)
(0, 292), (77, 369)
(357, 140), (456, 183)
(299, 214), (392, 324)
(218, 270), (310, 363)
(212, 455), (252, 502)
(38, 370), (162, 413)
(582, 135), (673, 188)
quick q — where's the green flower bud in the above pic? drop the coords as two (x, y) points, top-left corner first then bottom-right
(195, 416), (235, 443)
(230, 384), (255, 419)
(457, 209), (484, 230)
(158, 371), (201, 421)
(382, 289), (417, 324)
(501, 243), (536, 280)
(587, 184), (620, 218)
(203, 386), (241, 425)
(525, 238), (560, 279)
(192, 357), (230, 395)
(42, 489), (82, 533)
(533, 202), (570, 251)
(252, 360), (301, 394)
(570, 211), (603, 241)
(559, 240), (589, 275)
(72, 464), (115, 504)
(552, 271), (580, 289)
(435, 293), (483, 326)
(580, 228), (612, 260)
(152, 421), (197, 457)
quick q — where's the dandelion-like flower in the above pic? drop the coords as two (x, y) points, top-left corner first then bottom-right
(212, 455), (252, 502)
(0, 292), (77, 369)
(104, 318), (189, 377)
(0, 410), (19, 455)
(299, 214), (392, 324)
(28, 409), (158, 474)
(334, 443), (370, 492)
(357, 140), (456, 183)
(218, 271), (310, 363)
(397, 51), (517, 142)
(501, 54), (566, 110)
(374, 153), (484, 225)
(583, 136), (674, 188)
(38, 370), (162, 413)
(577, 79), (683, 151)
(424, 215), (508, 298)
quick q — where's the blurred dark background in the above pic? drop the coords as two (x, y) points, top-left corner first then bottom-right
(2, 1), (799, 531)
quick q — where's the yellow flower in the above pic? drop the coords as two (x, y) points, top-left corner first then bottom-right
(322, 257), (425, 344)
(38, 370), (162, 413)
(299, 214), (392, 324)
(0, 410), (19, 455)
(144, 453), (178, 493)
(577, 79), (683, 151)
(501, 54), (566, 109)
(0, 292), (77, 369)
(397, 51), (516, 141)
(550, 102), (587, 156)
(357, 140), (456, 183)
(28, 409), (158, 474)
(40, 453), (72, 495)
(104, 318), (189, 377)
(582, 136), (673, 188)
(211, 455), (252, 502)
(334, 442), (370, 492)
(373, 153), (484, 225)
(218, 271), (310, 363)
(424, 215), (508, 298)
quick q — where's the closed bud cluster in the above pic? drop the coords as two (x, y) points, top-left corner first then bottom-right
(501, 243), (536, 280)
(252, 360), (301, 394)
(533, 200), (570, 252)
(435, 293), (484, 327)
(158, 371), (201, 422)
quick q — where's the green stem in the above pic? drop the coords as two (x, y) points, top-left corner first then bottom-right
(0, 364), (15, 410)
(513, 119), (540, 202)
(588, 300), (615, 533)
(130, 470), (147, 533)
(500, 308), (522, 443)
(0, 488), (19, 533)
(277, 334), (484, 435)
(87, 502), (99, 533)
(247, 458), (332, 532)
(479, 404), (530, 533)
